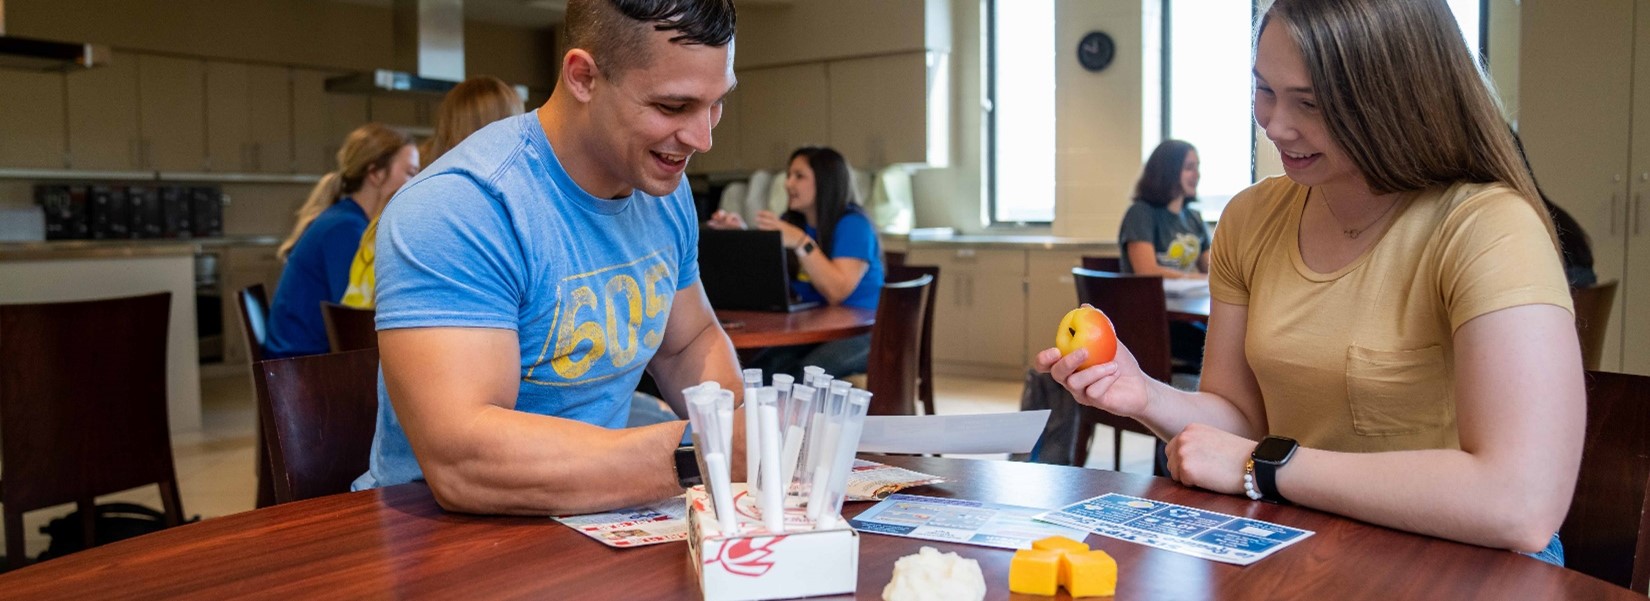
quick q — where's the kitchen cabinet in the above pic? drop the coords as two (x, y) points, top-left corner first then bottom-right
(292, 69), (369, 174)
(207, 62), (295, 173)
(828, 51), (941, 168)
(138, 54), (208, 172)
(370, 96), (420, 128)
(1025, 250), (1089, 363)
(66, 52), (143, 171)
(1522, 0), (1650, 375)
(737, 63), (830, 172)
(908, 247), (1026, 378)
(0, 69), (67, 169)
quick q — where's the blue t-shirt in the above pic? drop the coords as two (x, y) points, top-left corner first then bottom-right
(352, 112), (700, 490)
(264, 198), (368, 359)
(793, 209), (884, 310)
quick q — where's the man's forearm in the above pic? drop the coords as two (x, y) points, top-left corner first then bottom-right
(417, 408), (688, 516)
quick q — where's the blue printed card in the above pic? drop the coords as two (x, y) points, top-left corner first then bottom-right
(1034, 493), (1313, 565)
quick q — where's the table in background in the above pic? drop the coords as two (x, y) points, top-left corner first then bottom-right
(1166, 293), (1210, 324)
(0, 456), (1632, 600)
(716, 306), (876, 349)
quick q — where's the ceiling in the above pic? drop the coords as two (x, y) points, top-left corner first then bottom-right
(330, 0), (790, 29)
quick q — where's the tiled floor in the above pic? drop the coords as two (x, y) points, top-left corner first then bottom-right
(2, 370), (1156, 564)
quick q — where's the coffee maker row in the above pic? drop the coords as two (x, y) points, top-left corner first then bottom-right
(36, 184), (224, 240)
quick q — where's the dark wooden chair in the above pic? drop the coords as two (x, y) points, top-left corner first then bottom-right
(321, 302), (378, 352)
(1071, 267), (1170, 474)
(253, 347), (382, 504)
(887, 264), (940, 415)
(1081, 255), (1123, 272)
(0, 292), (184, 570)
(864, 274), (934, 416)
(1570, 280), (1618, 371)
(235, 284), (278, 510)
(1561, 370), (1650, 592)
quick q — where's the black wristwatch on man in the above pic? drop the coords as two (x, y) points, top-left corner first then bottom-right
(673, 445), (702, 488)
(1250, 435), (1299, 504)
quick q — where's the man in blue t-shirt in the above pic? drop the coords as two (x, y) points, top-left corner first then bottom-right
(352, 0), (743, 516)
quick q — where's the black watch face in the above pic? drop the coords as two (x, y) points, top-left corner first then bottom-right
(674, 446), (702, 486)
(1253, 436), (1298, 464)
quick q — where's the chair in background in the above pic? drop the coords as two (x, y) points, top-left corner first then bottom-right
(884, 250), (908, 268)
(1561, 370), (1650, 592)
(1071, 267), (1171, 474)
(253, 348), (382, 504)
(321, 302), (378, 352)
(886, 264), (940, 415)
(863, 274), (934, 416)
(1081, 255), (1123, 273)
(1, 292), (184, 570)
(1570, 280), (1618, 371)
(235, 284), (278, 510)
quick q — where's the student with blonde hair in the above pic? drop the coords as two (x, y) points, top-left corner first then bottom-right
(1039, 0), (1581, 564)
(265, 123), (418, 358)
(340, 76), (522, 308)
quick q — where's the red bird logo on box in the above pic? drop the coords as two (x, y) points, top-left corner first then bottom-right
(707, 536), (788, 577)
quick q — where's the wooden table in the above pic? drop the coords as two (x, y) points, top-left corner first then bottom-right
(0, 456), (1633, 600)
(716, 306), (876, 349)
(1166, 294), (1210, 324)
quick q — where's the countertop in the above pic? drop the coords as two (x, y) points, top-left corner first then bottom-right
(891, 233), (1119, 252)
(0, 236), (279, 261)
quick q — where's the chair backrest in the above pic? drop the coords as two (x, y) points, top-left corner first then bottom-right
(253, 347), (382, 503)
(1071, 267), (1171, 381)
(1570, 280), (1618, 371)
(0, 293), (178, 512)
(321, 302), (378, 353)
(1081, 256), (1123, 272)
(886, 264), (940, 415)
(1562, 370), (1650, 592)
(236, 284), (269, 363)
(865, 274), (934, 416)
(884, 250), (908, 268)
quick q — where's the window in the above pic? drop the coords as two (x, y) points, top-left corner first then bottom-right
(1162, 0), (1254, 218)
(986, 0), (1056, 224)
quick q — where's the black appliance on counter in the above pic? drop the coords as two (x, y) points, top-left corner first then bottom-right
(36, 183), (223, 240)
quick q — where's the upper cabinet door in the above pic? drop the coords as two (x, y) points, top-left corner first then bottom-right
(738, 63), (830, 172)
(0, 69), (67, 169)
(206, 61), (252, 173)
(828, 52), (933, 168)
(66, 52), (143, 171)
(247, 65), (294, 173)
(292, 69), (368, 174)
(138, 54), (207, 172)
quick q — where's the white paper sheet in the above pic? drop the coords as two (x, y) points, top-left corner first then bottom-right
(856, 410), (1050, 455)
(1162, 278), (1210, 298)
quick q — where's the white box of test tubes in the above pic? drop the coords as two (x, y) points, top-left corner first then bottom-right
(685, 483), (858, 601)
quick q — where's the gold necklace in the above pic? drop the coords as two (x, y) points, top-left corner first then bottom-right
(1317, 189), (1405, 239)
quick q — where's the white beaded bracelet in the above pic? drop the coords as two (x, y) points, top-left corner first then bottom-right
(1243, 459), (1263, 500)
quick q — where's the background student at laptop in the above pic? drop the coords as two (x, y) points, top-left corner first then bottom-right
(707, 146), (885, 378)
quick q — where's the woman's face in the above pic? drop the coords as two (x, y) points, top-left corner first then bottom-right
(1252, 21), (1361, 192)
(1179, 149), (1201, 199)
(784, 156), (817, 213)
(371, 144), (421, 198)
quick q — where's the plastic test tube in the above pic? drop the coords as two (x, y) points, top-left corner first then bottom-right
(771, 373), (794, 419)
(779, 384), (817, 503)
(756, 389), (785, 532)
(815, 390), (872, 529)
(804, 387), (849, 522)
(808, 381), (853, 481)
(802, 366), (825, 388)
(741, 369), (763, 498)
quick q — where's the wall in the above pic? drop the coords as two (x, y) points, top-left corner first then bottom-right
(1051, 1), (1154, 238)
(737, 1), (935, 68)
(5, 0), (558, 90)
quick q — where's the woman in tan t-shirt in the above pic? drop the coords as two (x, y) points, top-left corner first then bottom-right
(1038, 0), (1583, 560)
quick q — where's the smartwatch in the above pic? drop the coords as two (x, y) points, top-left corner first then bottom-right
(673, 445), (702, 489)
(796, 238), (816, 258)
(1250, 435), (1299, 504)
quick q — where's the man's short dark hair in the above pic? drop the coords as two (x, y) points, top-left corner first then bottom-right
(565, 0), (737, 79)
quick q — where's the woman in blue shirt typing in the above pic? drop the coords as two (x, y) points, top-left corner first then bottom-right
(709, 146), (885, 378)
(264, 123), (418, 358)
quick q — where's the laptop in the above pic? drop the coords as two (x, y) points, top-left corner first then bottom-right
(697, 229), (822, 312)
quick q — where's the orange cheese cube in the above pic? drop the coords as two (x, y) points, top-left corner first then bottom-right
(1060, 549), (1118, 598)
(1009, 548), (1063, 596)
(1031, 535), (1091, 555)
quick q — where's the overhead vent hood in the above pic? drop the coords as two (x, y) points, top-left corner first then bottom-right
(327, 0), (464, 97)
(0, 1), (110, 71)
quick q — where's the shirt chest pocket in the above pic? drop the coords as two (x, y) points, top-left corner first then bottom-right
(1345, 345), (1453, 436)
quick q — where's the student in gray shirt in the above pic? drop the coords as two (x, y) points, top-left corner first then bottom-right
(1118, 139), (1209, 367)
